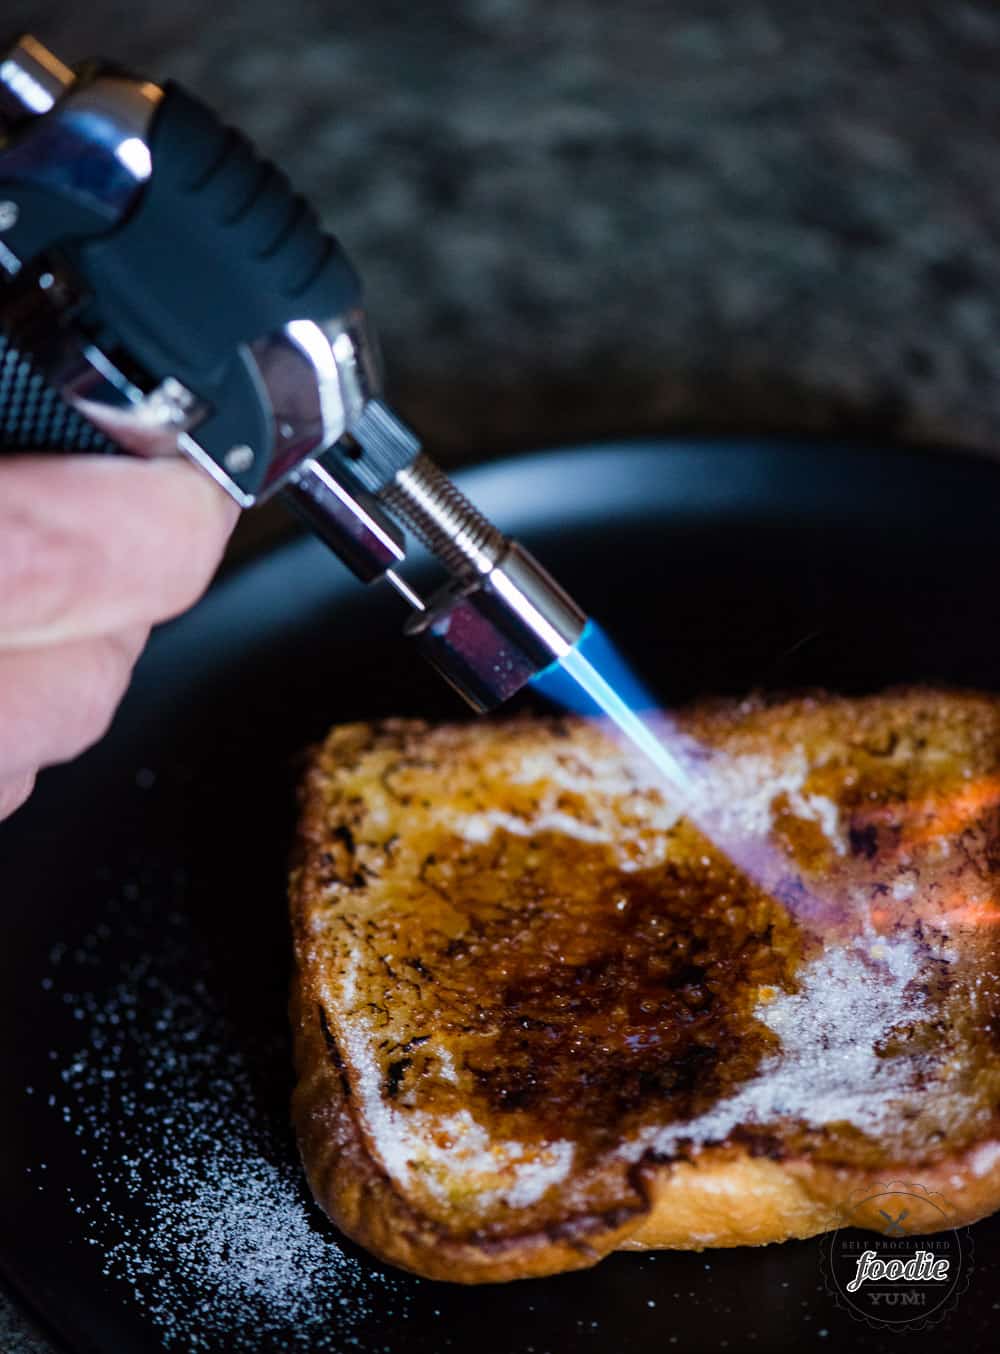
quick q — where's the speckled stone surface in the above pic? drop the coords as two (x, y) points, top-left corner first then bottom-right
(7, 0), (1000, 465)
(5, 2), (1000, 1347)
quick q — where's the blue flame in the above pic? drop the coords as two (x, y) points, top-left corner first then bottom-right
(532, 621), (690, 794)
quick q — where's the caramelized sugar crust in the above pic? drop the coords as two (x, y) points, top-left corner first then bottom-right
(289, 691), (1000, 1274)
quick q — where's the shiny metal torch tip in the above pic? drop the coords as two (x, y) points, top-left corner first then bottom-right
(404, 541), (587, 711)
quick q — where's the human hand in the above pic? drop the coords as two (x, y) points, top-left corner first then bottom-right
(0, 455), (238, 821)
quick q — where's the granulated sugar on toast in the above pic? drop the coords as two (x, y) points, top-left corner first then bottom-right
(290, 691), (1000, 1282)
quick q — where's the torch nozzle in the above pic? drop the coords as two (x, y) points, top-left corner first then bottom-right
(402, 537), (587, 711)
(324, 398), (588, 711)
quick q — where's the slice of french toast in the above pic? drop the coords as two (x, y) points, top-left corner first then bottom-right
(289, 691), (1000, 1282)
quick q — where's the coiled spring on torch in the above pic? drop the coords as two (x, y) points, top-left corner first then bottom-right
(380, 452), (504, 581)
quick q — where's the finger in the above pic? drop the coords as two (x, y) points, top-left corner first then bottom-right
(0, 626), (149, 774)
(0, 455), (239, 648)
(0, 771), (36, 823)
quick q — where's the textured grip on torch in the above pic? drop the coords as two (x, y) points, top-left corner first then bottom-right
(0, 335), (114, 451)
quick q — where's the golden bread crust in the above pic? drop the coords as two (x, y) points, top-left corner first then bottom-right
(289, 693), (1000, 1281)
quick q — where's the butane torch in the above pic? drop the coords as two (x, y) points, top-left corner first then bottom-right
(0, 33), (590, 713)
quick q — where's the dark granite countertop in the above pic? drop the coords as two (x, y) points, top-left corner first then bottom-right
(5, 2), (1000, 1347)
(9, 0), (1000, 465)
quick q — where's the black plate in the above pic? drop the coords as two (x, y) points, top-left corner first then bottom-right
(4, 439), (1000, 1354)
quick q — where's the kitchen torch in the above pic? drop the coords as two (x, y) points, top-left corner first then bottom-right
(0, 34), (591, 714)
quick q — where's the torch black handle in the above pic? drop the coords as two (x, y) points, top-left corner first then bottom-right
(0, 73), (364, 500)
(76, 82), (362, 377)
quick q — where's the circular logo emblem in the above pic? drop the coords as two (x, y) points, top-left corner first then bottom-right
(820, 1183), (973, 1332)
